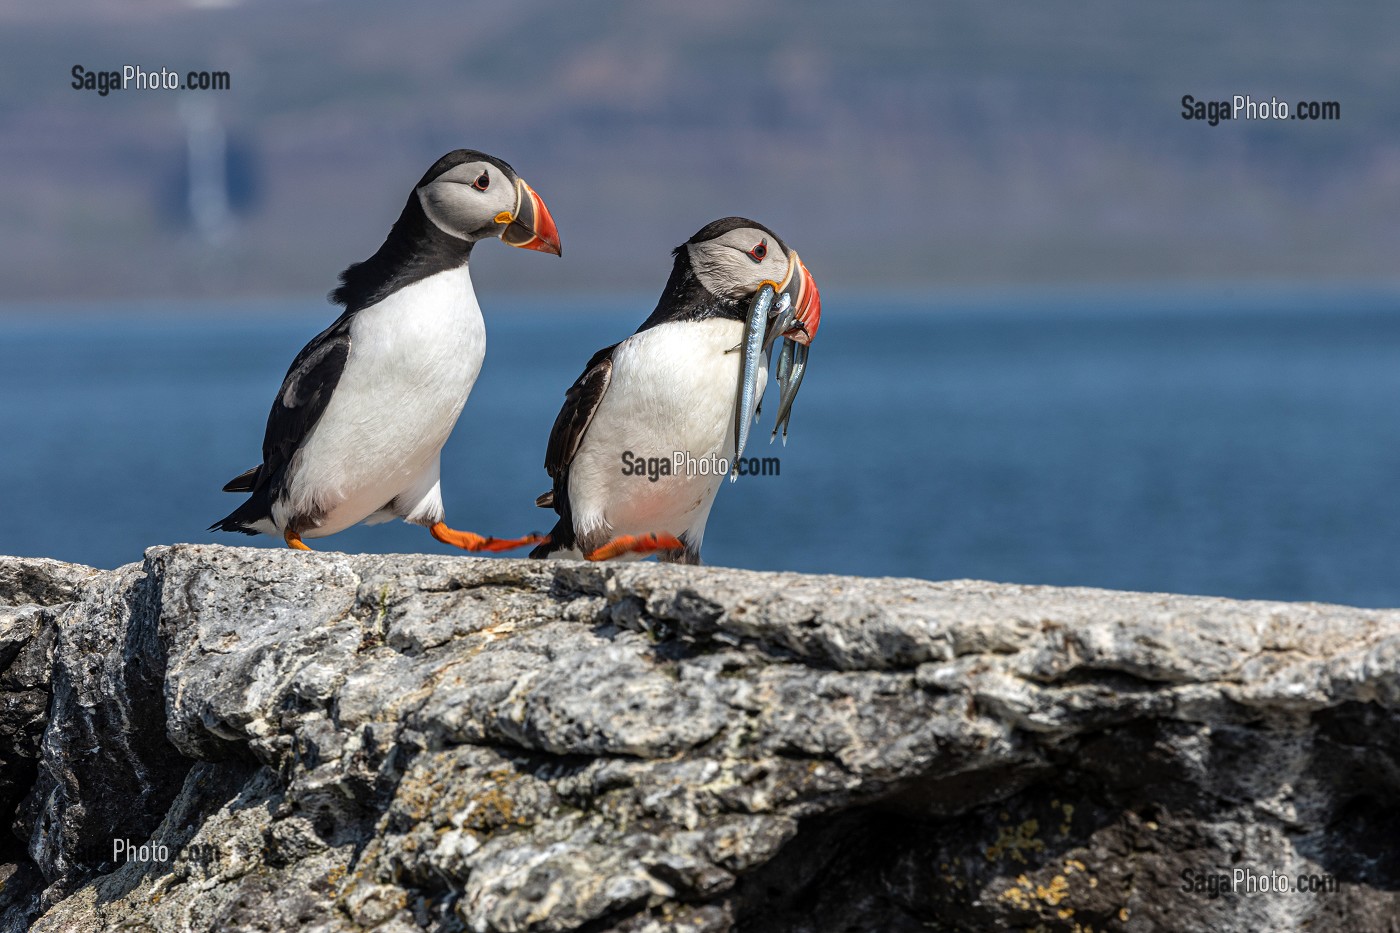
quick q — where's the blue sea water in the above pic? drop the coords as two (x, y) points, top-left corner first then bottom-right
(2, 286), (1399, 608)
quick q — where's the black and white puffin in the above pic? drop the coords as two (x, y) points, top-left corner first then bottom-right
(529, 217), (820, 564)
(211, 149), (561, 551)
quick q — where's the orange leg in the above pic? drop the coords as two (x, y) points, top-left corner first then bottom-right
(586, 532), (685, 562)
(429, 522), (546, 553)
(284, 529), (312, 551)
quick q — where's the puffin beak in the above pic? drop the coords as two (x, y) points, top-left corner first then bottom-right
(498, 178), (562, 256)
(775, 251), (820, 345)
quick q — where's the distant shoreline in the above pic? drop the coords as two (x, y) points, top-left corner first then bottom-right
(2, 280), (1399, 318)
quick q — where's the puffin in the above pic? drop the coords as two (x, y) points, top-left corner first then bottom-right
(529, 217), (820, 564)
(211, 149), (560, 551)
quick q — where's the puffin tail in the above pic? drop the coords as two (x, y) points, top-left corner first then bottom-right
(208, 512), (264, 536)
(209, 488), (272, 536)
(221, 465), (262, 493)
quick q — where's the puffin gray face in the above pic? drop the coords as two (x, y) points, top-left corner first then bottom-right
(417, 158), (562, 255)
(687, 222), (821, 344)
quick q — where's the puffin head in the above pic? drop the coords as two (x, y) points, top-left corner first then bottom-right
(684, 217), (820, 344)
(415, 149), (562, 255)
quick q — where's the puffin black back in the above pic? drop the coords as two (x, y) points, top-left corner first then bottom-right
(632, 242), (742, 334)
(329, 191), (473, 313)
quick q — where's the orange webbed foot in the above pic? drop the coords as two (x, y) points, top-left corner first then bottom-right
(586, 532), (685, 561)
(430, 522), (547, 553)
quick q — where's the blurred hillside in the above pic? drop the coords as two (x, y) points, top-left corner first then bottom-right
(1, 0), (1398, 303)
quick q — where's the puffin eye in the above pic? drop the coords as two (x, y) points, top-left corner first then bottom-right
(746, 240), (768, 263)
(472, 170), (490, 191)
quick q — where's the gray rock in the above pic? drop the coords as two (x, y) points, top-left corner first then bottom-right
(0, 544), (1395, 932)
(0, 557), (99, 931)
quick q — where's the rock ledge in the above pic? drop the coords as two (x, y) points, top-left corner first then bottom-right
(0, 545), (1397, 932)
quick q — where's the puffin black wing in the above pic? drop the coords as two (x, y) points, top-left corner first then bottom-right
(261, 314), (353, 474)
(544, 344), (616, 481)
(210, 314), (352, 533)
(529, 343), (615, 555)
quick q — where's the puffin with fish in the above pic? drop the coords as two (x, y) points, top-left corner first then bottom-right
(529, 216), (821, 564)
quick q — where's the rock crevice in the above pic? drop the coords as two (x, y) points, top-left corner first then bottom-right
(0, 545), (1396, 932)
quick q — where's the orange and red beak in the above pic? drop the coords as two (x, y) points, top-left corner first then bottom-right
(499, 178), (562, 256)
(775, 250), (820, 345)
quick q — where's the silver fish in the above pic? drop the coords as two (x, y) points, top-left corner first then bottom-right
(773, 336), (794, 401)
(770, 339), (808, 445)
(764, 293), (797, 353)
(754, 293), (794, 422)
(732, 283), (775, 479)
(765, 338), (794, 441)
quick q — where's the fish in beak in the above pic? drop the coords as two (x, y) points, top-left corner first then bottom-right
(762, 252), (819, 446)
(731, 252), (823, 473)
(768, 336), (807, 446)
(499, 178), (562, 255)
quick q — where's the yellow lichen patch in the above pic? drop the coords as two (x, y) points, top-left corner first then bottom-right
(459, 766), (533, 832)
(325, 865), (347, 889)
(985, 819), (1045, 864)
(999, 879), (1032, 910)
(1065, 858), (1087, 873)
(464, 789), (516, 829)
(1035, 874), (1069, 906)
(1119, 907), (1130, 921)
(393, 775), (446, 824)
(1000, 870), (1077, 920)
